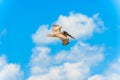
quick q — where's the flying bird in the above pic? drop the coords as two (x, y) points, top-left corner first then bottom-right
(47, 25), (75, 45)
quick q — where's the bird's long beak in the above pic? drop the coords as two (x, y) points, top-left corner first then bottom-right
(67, 33), (75, 39)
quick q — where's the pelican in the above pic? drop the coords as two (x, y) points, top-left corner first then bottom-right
(47, 25), (75, 45)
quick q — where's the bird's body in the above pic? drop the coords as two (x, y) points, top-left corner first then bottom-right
(47, 25), (75, 45)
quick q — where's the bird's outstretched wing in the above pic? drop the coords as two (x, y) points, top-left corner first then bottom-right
(52, 25), (62, 33)
(62, 38), (69, 45)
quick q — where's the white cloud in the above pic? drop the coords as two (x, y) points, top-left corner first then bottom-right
(0, 55), (7, 69)
(0, 55), (23, 80)
(55, 13), (105, 39)
(32, 25), (58, 44)
(27, 42), (104, 80)
(88, 57), (120, 80)
(28, 12), (106, 80)
(32, 13), (105, 44)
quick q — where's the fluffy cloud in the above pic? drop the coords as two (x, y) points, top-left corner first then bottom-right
(32, 13), (105, 44)
(28, 12), (106, 80)
(88, 57), (120, 80)
(55, 13), (105, 39)
(0, 55), (23, 80)
(27, 42), (104, 80)
(32, 25), (57, 44)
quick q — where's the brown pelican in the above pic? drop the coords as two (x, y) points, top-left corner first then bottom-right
(47, 25), (75, 45)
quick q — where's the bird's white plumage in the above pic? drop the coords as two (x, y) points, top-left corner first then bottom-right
(52, 25), (62, 34)
(47, 25), (75, 45)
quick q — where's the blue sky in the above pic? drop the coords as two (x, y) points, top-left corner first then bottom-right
(0, 0), (120, 80)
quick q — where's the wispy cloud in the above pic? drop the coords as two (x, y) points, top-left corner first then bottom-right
(0, 55), (23, 80)
(0, 28), (7, 44)
(0, 28), (6, 38)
